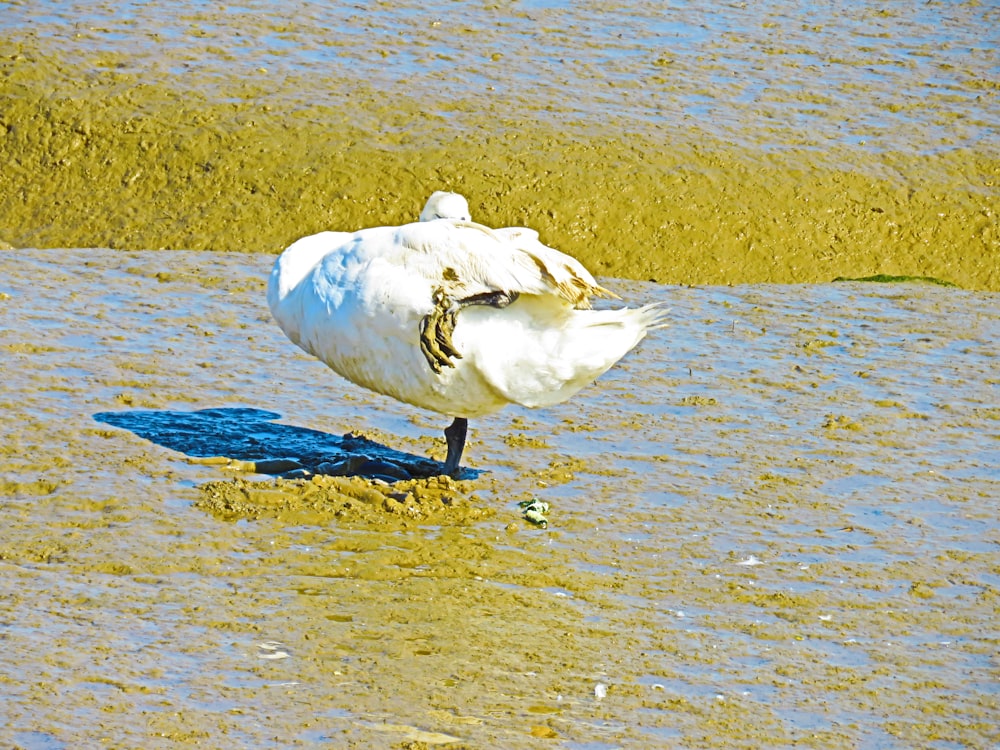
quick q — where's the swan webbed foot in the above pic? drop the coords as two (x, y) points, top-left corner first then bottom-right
(418, 288), (520, 374)
(419, 288), (463, 374)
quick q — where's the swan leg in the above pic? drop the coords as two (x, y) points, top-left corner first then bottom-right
(443, 417), (468, 475)
(419, 289), (520, 373)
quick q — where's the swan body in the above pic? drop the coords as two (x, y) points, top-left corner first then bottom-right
(267, 193), (668, 473)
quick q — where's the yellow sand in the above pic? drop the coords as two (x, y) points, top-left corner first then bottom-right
(1, 40), (996, 288)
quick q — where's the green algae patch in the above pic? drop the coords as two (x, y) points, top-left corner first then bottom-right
(2, 37), (998, 290)
(833, 274), (960, 287)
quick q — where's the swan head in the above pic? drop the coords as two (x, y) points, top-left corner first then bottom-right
(419, 191), (471, 222)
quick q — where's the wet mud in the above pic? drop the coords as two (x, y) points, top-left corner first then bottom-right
(1, 3), (998, 289)
(1, 248), (998, 747)
(1, 2), (999, 745)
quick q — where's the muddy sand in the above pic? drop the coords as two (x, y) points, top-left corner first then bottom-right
(1, 9), (998, 290)
(1, 248), (997, 747)
(1, 4), (999, 746)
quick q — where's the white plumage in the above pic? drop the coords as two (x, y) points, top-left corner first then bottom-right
(418, 190), (471, 222)
(267, 192), (668, 474)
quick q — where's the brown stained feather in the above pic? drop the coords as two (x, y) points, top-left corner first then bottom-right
(527, 255), (619, 308)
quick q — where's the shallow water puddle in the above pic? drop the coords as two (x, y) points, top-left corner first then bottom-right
(0, 249), (997, 748)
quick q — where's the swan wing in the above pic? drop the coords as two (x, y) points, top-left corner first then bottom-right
(493, 226), (619, 306)
(398, 221), (614, 307)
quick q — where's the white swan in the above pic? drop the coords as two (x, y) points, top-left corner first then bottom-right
(267, 192), (668, 475)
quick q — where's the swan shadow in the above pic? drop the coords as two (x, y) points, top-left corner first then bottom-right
(93, 407), (478, 481)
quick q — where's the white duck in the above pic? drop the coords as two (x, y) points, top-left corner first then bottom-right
(267, 191), (668, 475)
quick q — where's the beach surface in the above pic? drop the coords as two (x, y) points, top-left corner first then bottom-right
(1, 248), (997, 747)
(1, 3), (998, 747)
(1, 0), (997, 287)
